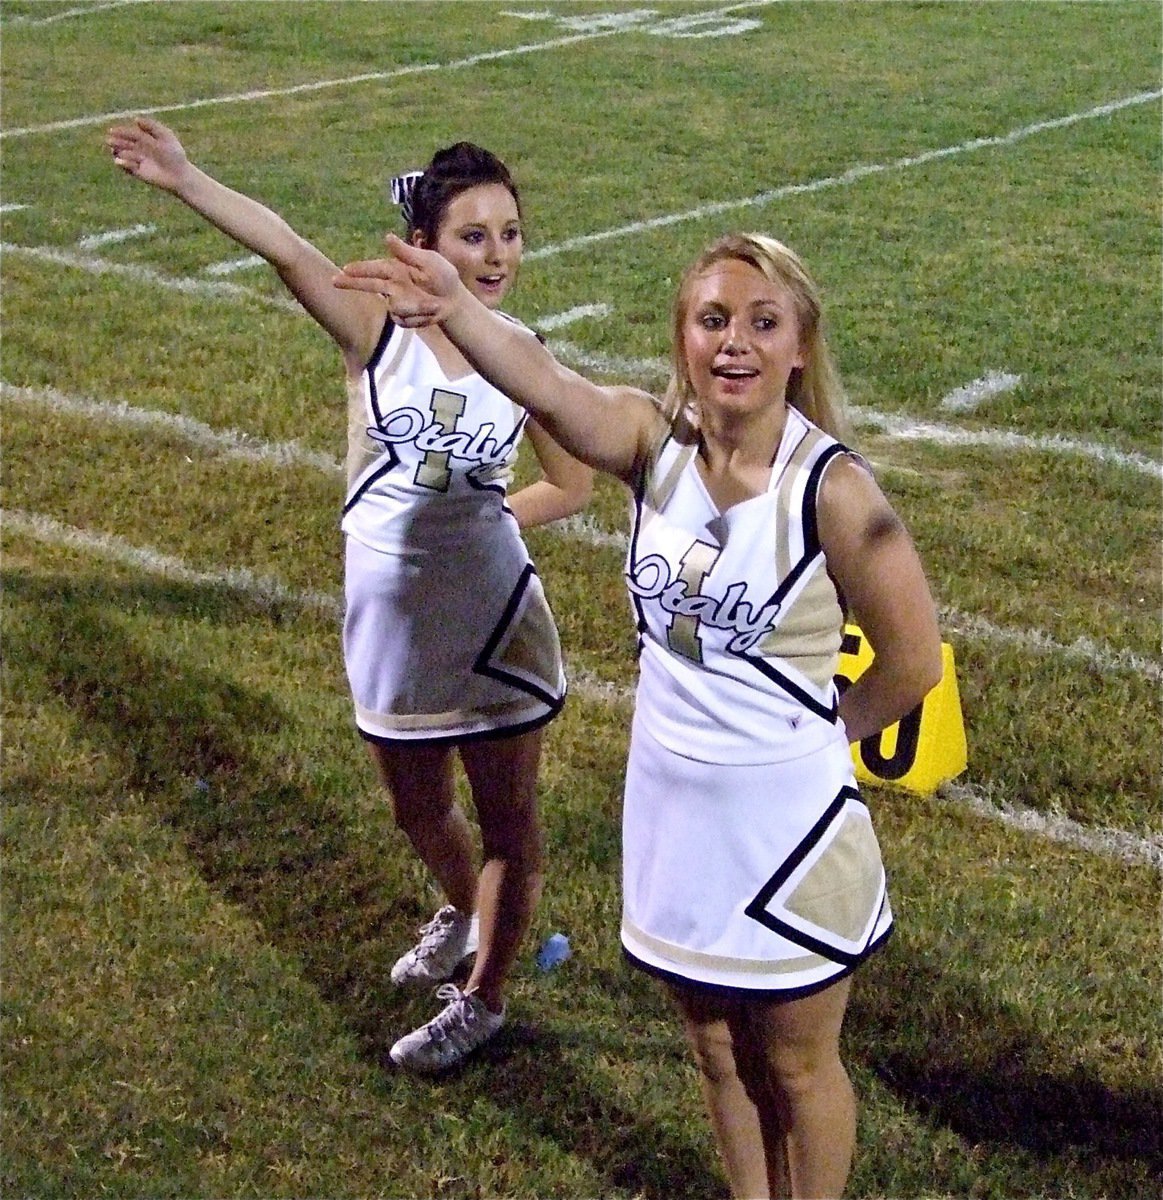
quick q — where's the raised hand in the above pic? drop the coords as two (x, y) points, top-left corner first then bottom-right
(105, 116), (192, 193)
(335, 235), (462, 328)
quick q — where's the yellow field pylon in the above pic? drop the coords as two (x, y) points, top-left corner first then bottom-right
(837, 625), (968, 795)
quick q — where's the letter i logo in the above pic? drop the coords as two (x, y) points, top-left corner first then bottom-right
(415, 388), (467, 492)
(667, 539), (721, 663)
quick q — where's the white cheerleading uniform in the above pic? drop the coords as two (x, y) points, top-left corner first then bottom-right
(341, 318), (566, 742)
(620, 406), (892, 995)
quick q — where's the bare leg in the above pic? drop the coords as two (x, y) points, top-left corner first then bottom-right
(366, 740), (477, 916)
(670, 985), (775, 1200)
(457, 729), (545, 1013)
(746, 977), (856, 1200)
(670, 976), (854, 1199)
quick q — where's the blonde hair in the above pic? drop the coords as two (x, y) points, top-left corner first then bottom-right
(662, 232), (852, 443)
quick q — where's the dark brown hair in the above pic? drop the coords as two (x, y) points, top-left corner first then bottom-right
(405, 142), (522, 245)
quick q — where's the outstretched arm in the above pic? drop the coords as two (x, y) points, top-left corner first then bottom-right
(820, 456), (943, 743)
(335, 235), (662, 484)
(106, 117), (384, 373)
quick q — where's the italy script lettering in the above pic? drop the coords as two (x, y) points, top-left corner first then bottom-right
(626, 553), (778, 652)
(367, 408), (515, 472)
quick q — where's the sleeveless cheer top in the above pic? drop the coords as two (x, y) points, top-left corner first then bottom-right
(627, 404), (849, 765)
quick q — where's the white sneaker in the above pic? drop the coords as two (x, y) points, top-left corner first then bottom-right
(389, 984), (505, 1073)
(390, 905), (479, 987)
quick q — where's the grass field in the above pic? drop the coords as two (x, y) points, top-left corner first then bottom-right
(2, 2), (1160, 1197)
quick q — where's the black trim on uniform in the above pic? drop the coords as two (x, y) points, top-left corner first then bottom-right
(473, 562), (564, 708)
(800, 441), (846, 560)
(365, 317), (398, 425)
(343, 454), (400, 515)
(621, 926), (891, 1001)
(750, 440), (847, 615)
(370, 314), (397, 361)
(344, 319), (403, 515)
(356, 693), (565, 748)
(737, 656), (839, 722)
(726, 440), (849, 721)
(627, 474), (650, 643)
(743, 784), (885, 967)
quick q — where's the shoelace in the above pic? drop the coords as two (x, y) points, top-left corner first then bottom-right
(427, 985), (477, 1045)
(413, 913), (456, 960)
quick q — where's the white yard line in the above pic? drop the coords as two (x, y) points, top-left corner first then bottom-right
(4, 504), (1159, 870)
(848, 404), (1161, 480)
(534, 304), (614, 332)
(527, 91), (1163, 260)
(939, 781), (1162, 871)
(203, 254), (266, 277)
(936, 605), (1161, 683)
(939, 371), (1022, 415)
(546, 349), (1159, 479)
(2, 507), (341, 617)
(0, 242), (300, 311)
(2, 1), (773, 132)
(5, 76), (1158, 488)
(0, 382), (342, 474)
(548, 338), (670, 379)
(3, 378), (1158, 686)
(2, 0), (151, 28)
(0, 16), (692, 140)
(551, 512), (632, 552)
(77, 223), (155, 250)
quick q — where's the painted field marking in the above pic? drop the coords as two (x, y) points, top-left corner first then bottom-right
(553, 512), (632, 551)
(549, 337), (668, 379)
(939, 371), (1022, 414)
(0, 1), (772, 140)
(0, 382), (342, 474)
(534, 304), (613, 332)
(5, 504), (1159, 871)
(2, 0), (150, 27)
(527, 90), (1162, 260)
(1, 2), (1149, 161)
(3, 378), (1158, 686)
(850, 404), (1162, 480)
(2, 507), (342, 617)
(647, 10), (764, 39)
(0, 241), (300, 311)
(204, 254), (266, 277)
(941, 781), (1162, 872)
(500, 8), (662, 33)
(936, 605), (1160, 684)
(0, 34), (629, 140)
(77, 223), (156, 250)
(5, 82), (1154, 486)
(0, 203), (29, 214)
(501, 6), (766, 38)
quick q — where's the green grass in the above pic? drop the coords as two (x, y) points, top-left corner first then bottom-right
(2, 2), (1160, 1197)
